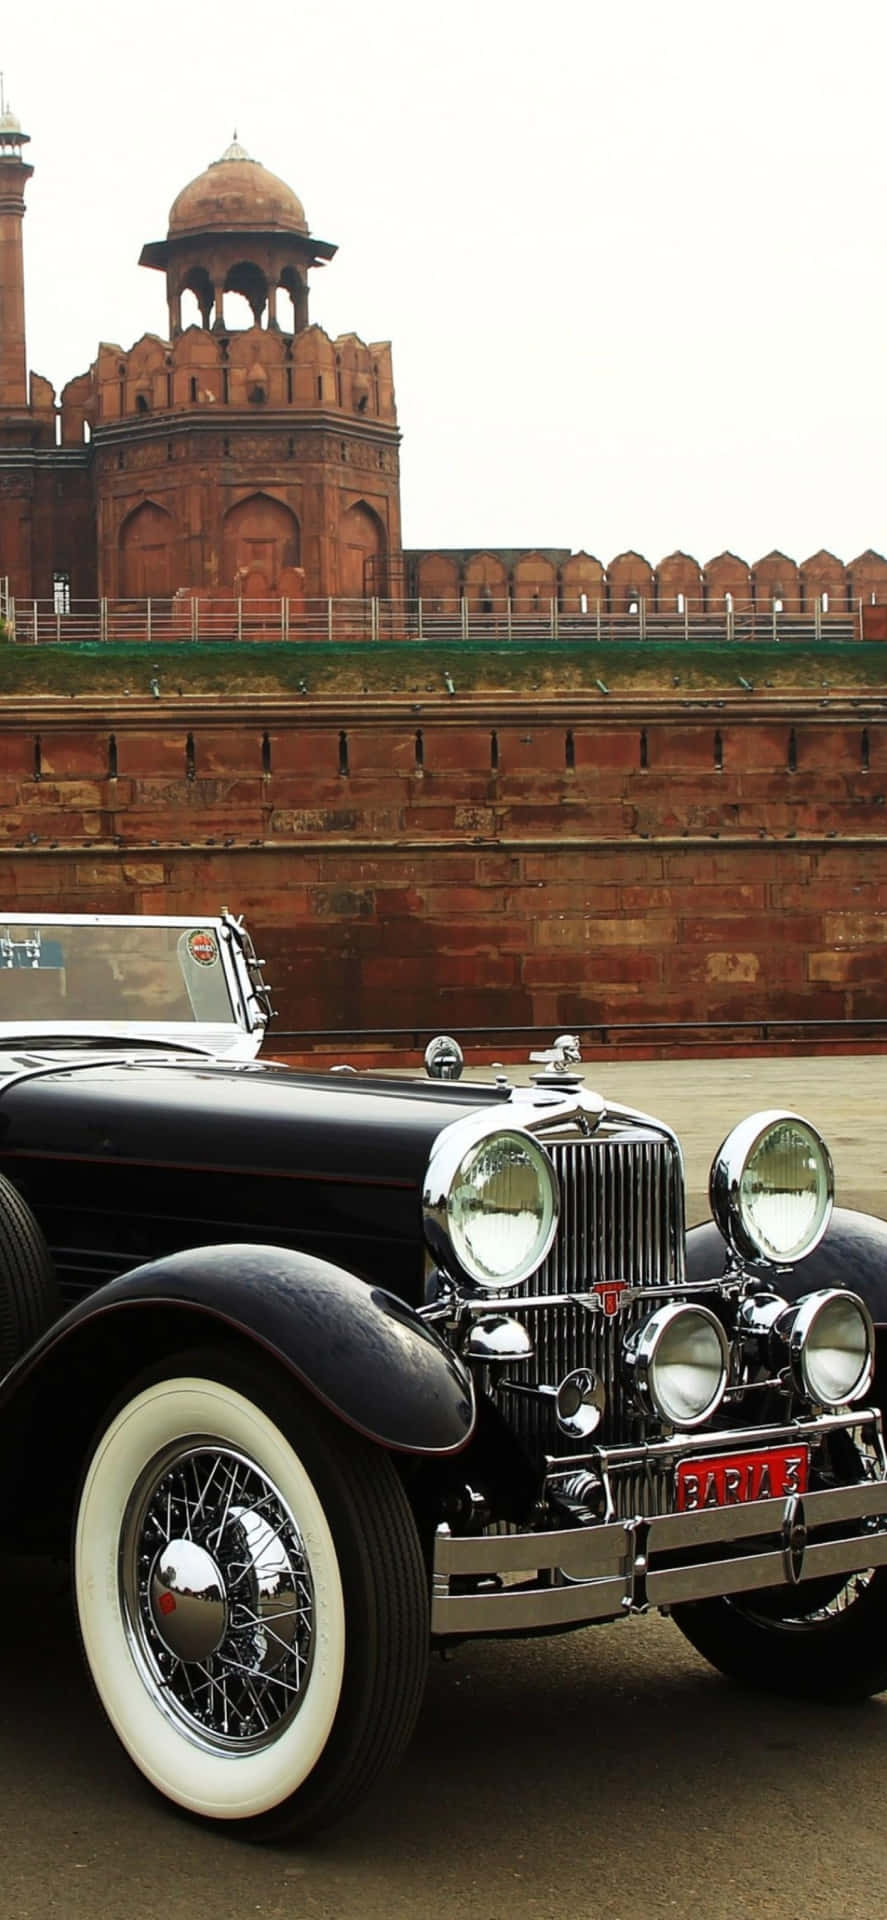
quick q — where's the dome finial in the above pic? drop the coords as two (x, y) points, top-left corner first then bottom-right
(0, 73), (28, 148)
(220, 131), (251, 163)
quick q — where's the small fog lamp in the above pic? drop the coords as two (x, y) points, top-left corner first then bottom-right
(784, 1288), (874, 1408)
(625, 1303), (729, 1429)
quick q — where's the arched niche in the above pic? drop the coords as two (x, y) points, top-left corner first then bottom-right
(561, 552), (605, 613)
(655, 551), (702, 612)
(703, 552), (751, 610)
(339, 500), (386, 597)
(119, 501), (175, 597)
(416, 552), (461, 609)
(512, 552), (557, 613)
(607, 551), (654, 613)
(463, 552), (508, 613)
(799, 550), (849, 613)
(752, 550), (800, 611)
(848, 550), (887, 606)
(224, 493), (301, 595)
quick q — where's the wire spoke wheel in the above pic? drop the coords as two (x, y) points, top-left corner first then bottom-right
(121, 1442), (316, 1754)
(74, 1354), (429, 1837)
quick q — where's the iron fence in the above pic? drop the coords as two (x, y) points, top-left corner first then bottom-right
(0, 593), (867, 647)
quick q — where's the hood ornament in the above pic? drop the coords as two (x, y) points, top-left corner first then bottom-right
(529, 1033), (584, 1087)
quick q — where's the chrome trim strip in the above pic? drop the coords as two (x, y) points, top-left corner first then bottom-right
(645, 1533), (887, 1608)
(544, 1407), (883, 1476)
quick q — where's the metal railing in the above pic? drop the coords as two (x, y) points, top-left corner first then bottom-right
(0, 593), (869, 647)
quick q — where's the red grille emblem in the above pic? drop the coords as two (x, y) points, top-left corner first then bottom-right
(589, 1281), (629, 1318)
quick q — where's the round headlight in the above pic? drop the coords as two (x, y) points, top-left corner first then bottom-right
(624, 1303), (729, 1429)
(710, 1111), (834, 1266)
(785, 1288), (874, 1408)
(446, 1129), (559, 1289)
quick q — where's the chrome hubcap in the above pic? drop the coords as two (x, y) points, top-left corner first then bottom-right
(150, 1540), (228, 1660)
(121, 1442), (315, 1752)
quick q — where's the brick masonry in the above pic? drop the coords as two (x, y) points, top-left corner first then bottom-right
(1, 698), (886, 1056)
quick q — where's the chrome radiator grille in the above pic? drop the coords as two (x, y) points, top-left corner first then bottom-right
(504, 1126), (686, 1457)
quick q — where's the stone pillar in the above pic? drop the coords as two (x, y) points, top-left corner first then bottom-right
(0, 144), (34, 409)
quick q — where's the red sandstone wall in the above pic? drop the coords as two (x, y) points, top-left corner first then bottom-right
(1, 705), (886, 1053)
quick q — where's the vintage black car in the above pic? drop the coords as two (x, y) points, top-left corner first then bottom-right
(0, 909), (886, 1841)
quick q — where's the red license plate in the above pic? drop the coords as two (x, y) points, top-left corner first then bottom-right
(676, 1445), (809, 1513)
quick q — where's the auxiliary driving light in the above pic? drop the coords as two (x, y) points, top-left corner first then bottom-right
(710, 1111), (834, 1267)
(782, 1287), (874, 1409)
(624, 1303), (729, 1429)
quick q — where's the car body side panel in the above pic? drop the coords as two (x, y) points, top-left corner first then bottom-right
(0, 1243), (476, 1456)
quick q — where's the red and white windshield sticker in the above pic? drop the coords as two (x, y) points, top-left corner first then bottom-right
(187, 929), (218, 967)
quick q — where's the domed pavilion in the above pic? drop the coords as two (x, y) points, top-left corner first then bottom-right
(139, 137), (337, 336)
(0, 120), (401, 602)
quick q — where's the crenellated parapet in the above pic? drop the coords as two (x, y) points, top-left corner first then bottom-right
(408, 546), (887, 610)
(73, 325), (396, 432)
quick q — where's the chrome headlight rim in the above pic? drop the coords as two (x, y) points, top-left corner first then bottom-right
(624, 1301), (730, 1430)
(710, 1109), (834, 1268)
(783, 1287), (874, 1409)
(424, 1117), (560, 1292)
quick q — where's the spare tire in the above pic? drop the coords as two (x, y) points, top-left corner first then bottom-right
(0, 1173), (59, 1373)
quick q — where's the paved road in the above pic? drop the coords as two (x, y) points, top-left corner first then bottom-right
(3, 1054), (886, 1920)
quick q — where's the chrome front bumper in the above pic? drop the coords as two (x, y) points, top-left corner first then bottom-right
(431, 1410), (887, 1636)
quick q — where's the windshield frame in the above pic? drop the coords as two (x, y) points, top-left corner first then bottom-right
(0, 913), (269, 1060)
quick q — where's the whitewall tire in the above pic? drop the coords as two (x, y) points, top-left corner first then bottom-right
(73, 1353), (429, 1838)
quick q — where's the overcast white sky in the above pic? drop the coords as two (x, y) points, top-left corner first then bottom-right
(3, 0), (885, 565)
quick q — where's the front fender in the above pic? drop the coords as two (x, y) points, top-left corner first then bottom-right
(0, 1242), (475, 1457)
(686, 1206), (887, 1324)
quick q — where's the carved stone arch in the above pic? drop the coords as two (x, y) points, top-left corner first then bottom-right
(224, 260), (269, 328)
(178, 266), (214, 328)
(848, 549), (887, 607)
(512, 552), (558, 613)
(655, 551), (702, 612)
(339, 499), (386, 597)
(607, 551), (654, 613)
(752, 550), (800, 612)
(703, 552), (751, 610)
(416, 552), (461, 610)
(799, 549), (849, 613)
(561, 552), (605, 613)
(119, 500), (176, 598)
(463, 552), (508, 613)
(223, 492), (301, 595)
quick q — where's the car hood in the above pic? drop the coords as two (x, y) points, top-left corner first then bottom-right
(0, 1050), (514, 1192)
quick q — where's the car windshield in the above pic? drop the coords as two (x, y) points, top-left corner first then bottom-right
(0, 922), (236, 1027)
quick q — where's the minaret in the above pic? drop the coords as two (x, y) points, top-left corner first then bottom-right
(0, 80), (33, 414)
